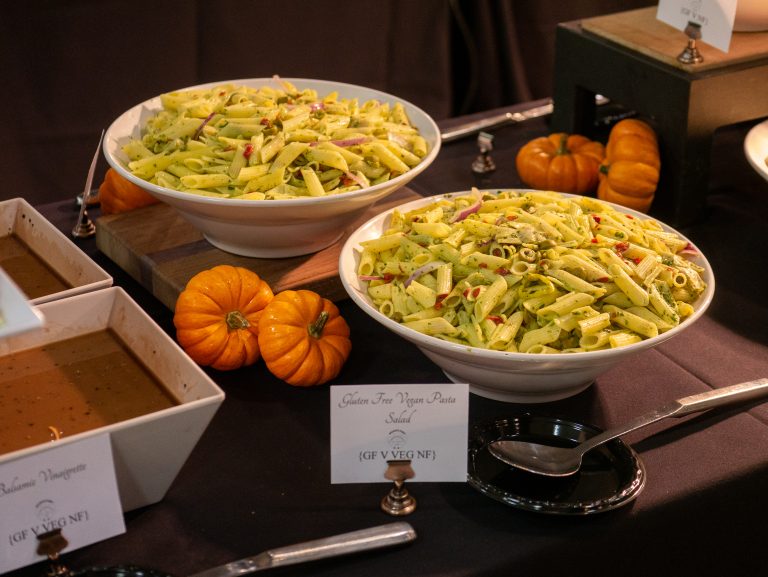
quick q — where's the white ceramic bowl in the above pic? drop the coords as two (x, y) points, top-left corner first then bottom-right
(0, 198), (112, 304)
(744, 119), (768, 183)
(103, 78), (441, 258)
(0, 287), (224, 512)
(339, 191), (715, 403)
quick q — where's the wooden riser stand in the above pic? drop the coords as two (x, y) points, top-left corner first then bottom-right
(551, 7), (768, 226)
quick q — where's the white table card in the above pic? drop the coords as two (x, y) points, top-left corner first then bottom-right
(0, 434), (126, 573)
(657, 0), (738, 52)
(330, 383), (469, 483)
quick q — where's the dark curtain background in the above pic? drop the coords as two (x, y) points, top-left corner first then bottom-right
(0, 0), (654, 206)
(450, 0), (655, 113)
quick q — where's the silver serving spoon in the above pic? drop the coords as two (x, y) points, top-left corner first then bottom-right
(489, 378), (768, 477)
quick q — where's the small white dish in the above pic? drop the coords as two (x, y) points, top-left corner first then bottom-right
(0, 198), (112, 303)
(744, 119), (768, 183)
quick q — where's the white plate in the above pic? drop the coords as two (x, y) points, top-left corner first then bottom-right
(744, 119), (768, 183)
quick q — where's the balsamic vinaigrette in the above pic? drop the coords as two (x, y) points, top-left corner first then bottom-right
(0, 233), (71, 299)
(0, 329), (179, 455)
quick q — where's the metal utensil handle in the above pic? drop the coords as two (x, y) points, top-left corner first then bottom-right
(266, 521), (415, 569)
(189, 522), (416, 577)
(579, 378), (768, 455)
(440, 103), (552, 142)
(439, 94), (610, 142)
(675, 377), (768, 415)
(72, 129), (104, 238)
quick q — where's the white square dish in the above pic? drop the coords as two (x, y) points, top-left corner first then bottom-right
(0, 287), (225, 512)
(0, 197), (112, 304)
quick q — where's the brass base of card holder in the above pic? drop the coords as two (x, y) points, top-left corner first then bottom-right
(37, 529), (71, 577)
(72, 211), (96, 239)
(470, 132), (496, 175)
(677, 22), (704, 65)
(381, 460), (417, 516)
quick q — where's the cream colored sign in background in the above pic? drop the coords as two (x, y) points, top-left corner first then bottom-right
(657, 0), (738, 52)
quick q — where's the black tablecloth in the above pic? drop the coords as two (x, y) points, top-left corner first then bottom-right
(9, 103), (768, 577)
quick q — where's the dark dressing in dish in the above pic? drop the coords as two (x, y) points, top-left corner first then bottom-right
(0, 233), (71, 298)
(0, 329), (178, 455)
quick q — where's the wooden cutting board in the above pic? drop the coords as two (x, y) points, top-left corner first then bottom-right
(96, 187), (420, 311)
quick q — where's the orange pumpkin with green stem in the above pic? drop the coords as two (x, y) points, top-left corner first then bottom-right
(258, 290), (351, 387)
(515, 133), (605, 194)
(173, 265), (274, 370)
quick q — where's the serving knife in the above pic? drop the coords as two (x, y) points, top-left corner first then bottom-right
(188, 522), (416, 577)
(440, 95), (610, 143)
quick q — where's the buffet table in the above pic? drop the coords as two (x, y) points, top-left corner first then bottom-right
(10, 101), (768, 577)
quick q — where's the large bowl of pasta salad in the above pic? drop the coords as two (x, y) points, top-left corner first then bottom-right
(103, 78), (440, 257)
(339, 189), (715, 403)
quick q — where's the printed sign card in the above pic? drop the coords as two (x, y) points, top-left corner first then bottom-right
(657, 0), (738, 52)
(330, 383), (469, 483)
(0, 434), (126, 573)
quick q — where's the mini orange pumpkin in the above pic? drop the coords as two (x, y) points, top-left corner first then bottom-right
(515, 133), (605, 194)
(173, 265), (274, 371)
(99, 168), (160, 214)
(598, 118), (660, 213)
(605, 118), (658, 153)
(258, 290), (351, 387)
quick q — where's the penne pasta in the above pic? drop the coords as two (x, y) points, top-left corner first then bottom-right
(355, 189), (707, 353)
(123, 80), (430, 199)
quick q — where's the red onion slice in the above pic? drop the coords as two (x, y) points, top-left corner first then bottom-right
(192, 112), (215, 141)
(450, 195), (483, 223)
(404, 260), (446, 288)
(309, 137), (372, 148)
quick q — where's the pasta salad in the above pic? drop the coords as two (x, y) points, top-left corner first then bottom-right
(355, 189), (708, 354)
(121, 79), (430, 200)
